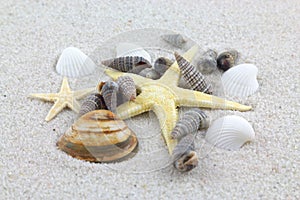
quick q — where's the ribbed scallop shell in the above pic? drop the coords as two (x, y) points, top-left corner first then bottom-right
(161, 34), (187, 48)
(101, 56), (151, 72)
(100, 81), (119, 113)
(205, 115), (255, 150)
(57, 110), (138, 163)
(221, 64), (259, 97)
(116, 76), (136, 101)
(78, 93), (107, 117)
(56, 47), (96, 77)
(116, 43), (151, 63)
(138, 68), (161, 80)
(175, 52), (212, 94)
(154, 57), (174, 75)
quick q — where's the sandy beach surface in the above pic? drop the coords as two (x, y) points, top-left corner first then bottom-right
(1, 0), (299, 199)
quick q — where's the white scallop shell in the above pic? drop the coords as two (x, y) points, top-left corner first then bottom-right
(221, 64), (259, 97)
(205, 115), (255, 150)
(116, 43), (151, 63)
(56, 47), (96, 77)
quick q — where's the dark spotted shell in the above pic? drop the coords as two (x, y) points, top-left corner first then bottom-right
(154, 57), (174, 75)
(78, 93), (107, 117)
(116, 76), (136, 101)
(197, 49), (218, 74)
(217, 50), (239, 71)
(102, 56), (151, 72)
(100, 81), (119, 113)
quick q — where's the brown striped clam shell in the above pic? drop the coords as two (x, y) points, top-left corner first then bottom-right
(57, 110), (138, 163)
(154, 57), (174, 75)
(116, 76), (136, 101)
(161, 34), (187, 48)
(78, 93), (107, 117)
(217, 49), (239, 71)
(101, 56), (151, 72)
(99, 81), (119, 113)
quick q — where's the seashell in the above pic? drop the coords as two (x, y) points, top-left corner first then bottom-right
(116, 43), (151, 63)
(57, 110), (138, 163)
(172, 134), (198, 172)
(221, 64), (259, 97)
(78, 93), (107, 117)
(154, 57), (174, 75)
(205, 115), (255, 150)
(217, 50), (239, 71)
(161, 34), (187, 48)
(127, 65), (150, 74)
(171, 108), (210, 139)
(116, 76), (136, 101)
(56, 47), (96, 77)
(138, 68), (161, 80)
(175, 52), (212, 94)
(197, 49), (218, 74)
(99, 81), (119, 113)
(101, 56), (151, 72)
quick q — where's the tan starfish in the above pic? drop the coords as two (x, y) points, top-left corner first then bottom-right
(105, 45), (252, 154)
(29, 77), (94, 121)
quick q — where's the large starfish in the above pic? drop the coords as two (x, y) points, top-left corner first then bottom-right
(105, 45), (251, 154)
(29, 77), (94, 121)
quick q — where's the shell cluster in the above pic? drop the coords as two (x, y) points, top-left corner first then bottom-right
(78, 93), (107, 117)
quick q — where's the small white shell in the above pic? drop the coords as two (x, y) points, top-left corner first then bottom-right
(116, 43), (151, 63)
(221, 64), (259, 97)
(205, 115), (255, 150)
(56, 47), (96, 77)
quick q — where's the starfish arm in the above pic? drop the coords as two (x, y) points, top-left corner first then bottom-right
(174, 87), (252, 111)
(152, 101), (178, 154)
(29, 93), (58, 102)
(45, 100), (66, 121)
(116, 93), (153, 119)
(159, 45), (199, 85)
(66, 99), (81, 113)
(74, 87), (95, 99)
(60, 77), (71, 93)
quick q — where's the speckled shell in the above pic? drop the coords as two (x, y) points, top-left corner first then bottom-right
(101, 56), (151, 72)
(116, 76), (136, 101)
(57, 110), (138, 163)
(172, 134), (198, 172)
(138, 68), (161, 80)
(100, 81), (119, 113)
(161, 34), (187, 48)
(78, 93), (107, 117)
(217, 50), (239, 71)
(154, 57), (174, 75)
(175, 52), (212, 94)
(171, 108), (210, 139)
(116, 42), (151, 63)
(197, 49), (218, 74)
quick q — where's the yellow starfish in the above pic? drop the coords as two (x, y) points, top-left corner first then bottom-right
(29, 77), (94, 121)
(105, 45), (251, 154)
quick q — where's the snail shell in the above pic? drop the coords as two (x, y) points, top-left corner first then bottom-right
(99, 81), (119, 113)
(197, 49), (218, 74)
(154, 57), (174, 75)
(127, 65), (150, 74)
(161, 34), (187, 48)
(171, 108), (210, 139)
(116, 76), (136, 101)
(78, 93), (107, 117)
(101, 56), (151, 72)
(138, 68), (161, 80)
(57, 110), (138, 163)
(217, 50), (239, 71)
(172, 134), (198, 172)
(175, 52), (212, 94)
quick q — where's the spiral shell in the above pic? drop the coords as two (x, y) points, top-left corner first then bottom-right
(116, 76), (136, 101)
(161, 34), (187, 48)
(175, 52), (212, 94)
(217, 50), (239, 71)
(154, 57), (174, 75)
(197, 49), (218, 74)
(138, 68), (161, 80)
(57, 110), (138, 163)
(78, 93), (107, 117)
(127, 65), (150, 74)
(172, 134), (198, 172)
(101, 56), (151, 72)
(171, 108), (210, 139)
(100, 81), (119, 113)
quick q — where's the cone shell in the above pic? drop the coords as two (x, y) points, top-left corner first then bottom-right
(56, 47), (96, 77)
(57, 110), (138, 163)
(138, 68), (161, 80)
(175, 52), (212, 94)
(116, 76), (136, 101)
(205, 115), (255, 150)
(217, 50), (239, 71)
(154, 57), (174, 75)
(78, 93), (107, 117)
(101, 56), (151, 72)
(197, 49), (218, 74)
(161, 34), (186, 48)
(221, 64), (259, 97)
(116, 43), (151, 63)
(100, 81), (119, 113)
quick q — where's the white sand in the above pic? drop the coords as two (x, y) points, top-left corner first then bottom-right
(1, 0), (299, 199)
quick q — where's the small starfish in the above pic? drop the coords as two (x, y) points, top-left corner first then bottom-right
(29, 77), (94, 121)
(105, 45), (252, 154)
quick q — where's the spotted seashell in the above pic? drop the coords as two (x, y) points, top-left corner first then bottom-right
(154, 57), (174, 75)
(171, 108), (210, 139)
(100, 81), (119, 113)
(175, 52), (212, 94)
(101, 56), (151, 72)
(78, 93), (107, 117)
(116, 42), (151, 63)
(197, 49), (218, 74)
(116, 76), (136, 101)
(217, 50), (239, 71)
(161, 34), (187, 48)
(172, 134), (198, 172)
(138, 68), (161, 80)
(127, 65), (150, 74)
